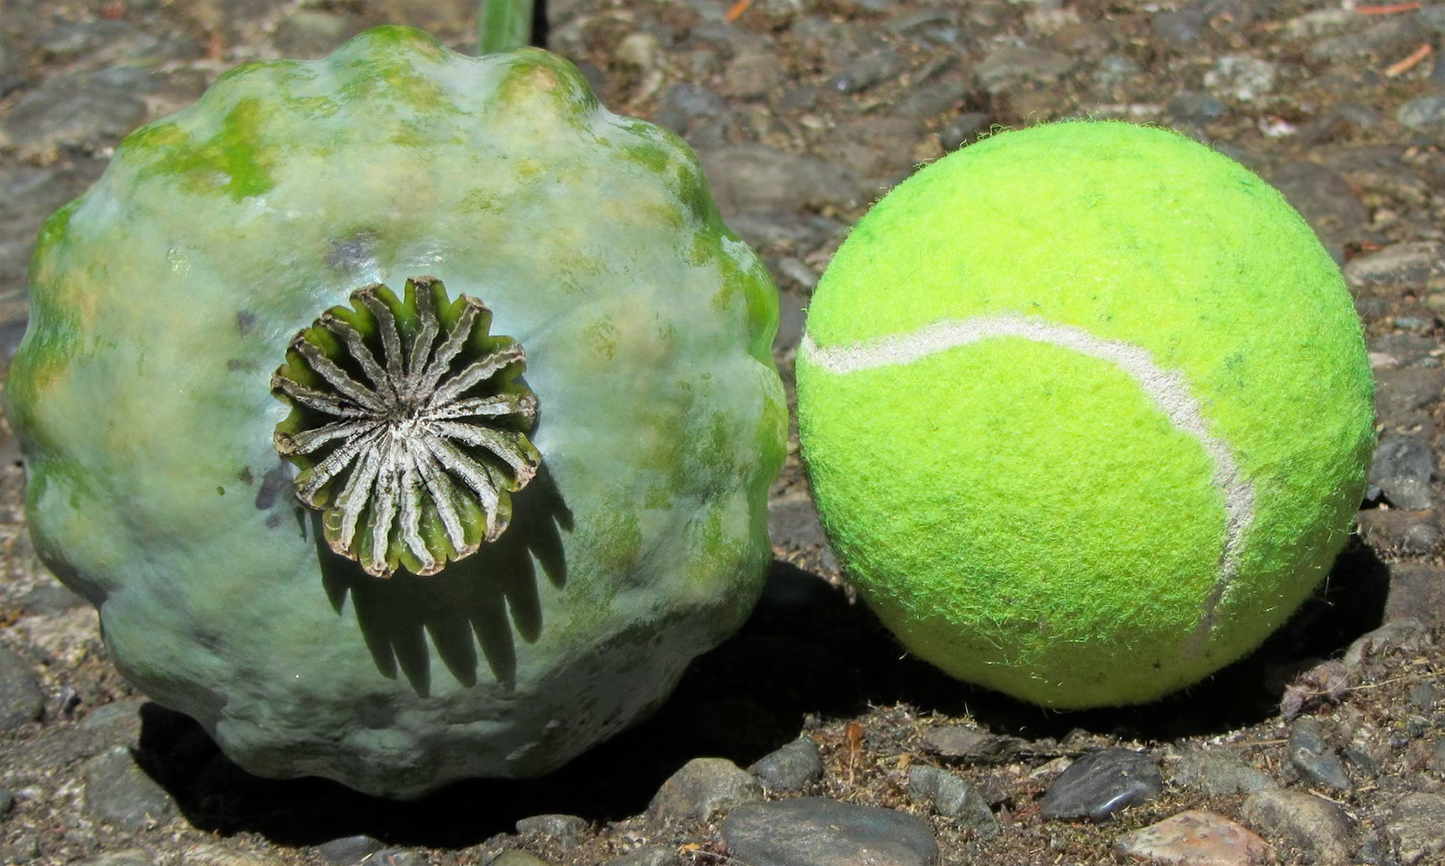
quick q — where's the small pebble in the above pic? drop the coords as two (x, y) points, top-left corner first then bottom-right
(908, 765), (998, 839)
(1375, 367), (1445, 431)
(647, 757), (762, 824)
(696, 144), (864, 215)
(1391, 565), (1445, 629)
(1288, 716), (1352, 791)
(749, 735), (824, 792)
(1204, 54), (1277, 102)
(1343, 241), (1445, 290)
(82, 746), (177, 830)
(721, 51), (783, 99)
(601, 845), (677, 866)
(1041, 749), (1163, 822)
(721, 797), (938, 866)
(1357, 508), (1440, 556)
(1408, 680), (1441, 710)
(1152, 8), (1208, 45)
(1387, 793), (1445, 866)
(515, 814), (587, 849)
(1267, 161), (1370, 262)
(1398, 96), (1445, 131)
(0, 645), (43, 732)
(1115, 810), (1273, 865)
(489, 852), (550, 866)
(70, 851), (155, 866)
(1242, 789), (1354, 866)
(1169, 751), (1277, 796)
(185, 846), (279, 866)
(1345, 619), (1431, 669)
(973, 46), (1075, 94)
(0, 788), (13, 818)
(1367, 433), (1435, 511)
(316, 835), (384, 865)
(1166, 91), (1226, 125)
(922, 724), (1019, 763)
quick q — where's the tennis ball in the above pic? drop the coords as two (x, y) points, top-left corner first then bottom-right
(796, 121), (1375, 709)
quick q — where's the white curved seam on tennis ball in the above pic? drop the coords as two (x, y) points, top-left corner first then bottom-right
(800, 313), (1255, 652)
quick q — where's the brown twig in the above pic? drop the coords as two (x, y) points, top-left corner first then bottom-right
(1386, 43), (1433, 77)
(724, 0), (751, 22)
(1357, 2), (1423, 13)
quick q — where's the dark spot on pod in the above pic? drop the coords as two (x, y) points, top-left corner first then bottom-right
(254, 462), (292, 511)
(235, 311), (256, 334)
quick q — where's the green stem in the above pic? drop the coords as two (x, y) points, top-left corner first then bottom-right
(478, 0), (535, 54)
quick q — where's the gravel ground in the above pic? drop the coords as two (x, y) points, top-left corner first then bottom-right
(3, 0), (1445, 864)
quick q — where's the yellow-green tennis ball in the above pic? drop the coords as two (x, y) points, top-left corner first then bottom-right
(796, 121), (1375, 709)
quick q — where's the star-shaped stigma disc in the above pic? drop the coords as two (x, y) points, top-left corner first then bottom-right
(272, 277), (541, 577)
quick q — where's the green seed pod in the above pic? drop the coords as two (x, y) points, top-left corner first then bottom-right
(5, 26), (786, 798)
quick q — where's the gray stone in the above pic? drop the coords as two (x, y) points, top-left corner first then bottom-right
(1204, 54), (1276, 101)
(721, 51), (783, 99)
(1152, 8), (1208, 45)
(1370, 332), (1438, 369)
(1267, 161), (1370, 262)
(0, 645), (42, 732)
(19, 584), (87, 616)
(1308, 15), (1433, 63)
(938, 113), (989, 151)
(828, 49), (906, 95)
(602, 846), (677, 866)
(82, 746), (177, 830)
(768, 496), (828, 554)
(0, 789), (12, 818)
(1243, 789), (1355, 866)
(908, 765), (998, 839)
(1169, 751), (1277, 796)
(1388, 792), (1445, 865)
(515, 814), (588, 849)
(77, 698), (147, 749)
(1166, 91), (1227, 125)
(1374, 366), (1445, 430)
(71, 851), (155, 866)
(1398, 95), (1445, 129)
(38, 20), (140, 64)
(655, 84), (730, 141)
(1041, 749), (1163, 822)
(1369, 434), (1435, 511)
(974, 46), (1075, 94)
(697, 145), (866, 214)
(317, 836), (385, 864)
(1387, 565), (1445, 628)
(1409, 679), (1442, 710)
(899, 79), (967, 119)
(776, 258), (818, 292)
(750, 735), (824, 792)
(648, 757), (763, 824)
(921, 725), (1020, 763)
(1346, 242), (1445, 290)
(1345, 619), (1432, 669)
(819, 116), (921, 179)
(721, 797), (939, 866)
(1288, 716), (1352, 791)
(369, 851), (427, 866)
(2, 68), (154, 161)
(1358, 508), (1440, 556)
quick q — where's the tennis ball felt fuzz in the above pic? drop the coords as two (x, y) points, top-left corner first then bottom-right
(796, 121), (1375, 709)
